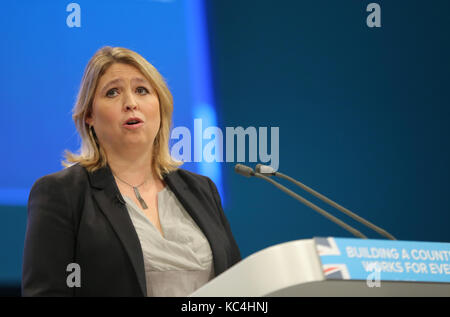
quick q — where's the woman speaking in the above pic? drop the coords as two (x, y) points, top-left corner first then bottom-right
(22, 46), (241, 296)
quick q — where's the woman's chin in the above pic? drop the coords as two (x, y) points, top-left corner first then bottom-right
(120, 136), (151, 148)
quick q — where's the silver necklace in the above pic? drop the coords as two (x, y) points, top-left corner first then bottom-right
(114, 173), (150, 210)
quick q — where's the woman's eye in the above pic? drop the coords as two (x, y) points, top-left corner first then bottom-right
(106, 88), (119, 97)
(136, 87), (149, 95)
(105, 87), (149, 97)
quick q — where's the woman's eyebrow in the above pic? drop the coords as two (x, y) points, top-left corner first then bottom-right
(100, 77), (150, 94)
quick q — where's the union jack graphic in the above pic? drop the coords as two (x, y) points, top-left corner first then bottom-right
(322, 264), (351, 280)
(315, 237), (341, 256)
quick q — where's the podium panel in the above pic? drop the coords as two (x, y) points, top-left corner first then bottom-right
(190, 238), (450, 297)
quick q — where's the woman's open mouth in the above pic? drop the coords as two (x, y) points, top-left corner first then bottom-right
(123, 117), (144, 130)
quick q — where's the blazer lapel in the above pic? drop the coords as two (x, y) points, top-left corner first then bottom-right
(88, 165), (147, 297)
(164, 171), (230, 276)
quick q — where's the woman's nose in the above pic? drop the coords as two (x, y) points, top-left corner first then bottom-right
(123, 89), (138, 111)
(125, 104), (137, 111)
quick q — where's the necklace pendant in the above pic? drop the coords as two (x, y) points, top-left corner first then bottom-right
(133, 187), (148, 209)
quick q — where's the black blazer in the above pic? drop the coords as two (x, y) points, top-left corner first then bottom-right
(22, 164), (241, 296)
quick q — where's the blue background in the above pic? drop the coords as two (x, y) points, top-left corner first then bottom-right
(1, 0), (450, 293)
(206, 0), (450, 258)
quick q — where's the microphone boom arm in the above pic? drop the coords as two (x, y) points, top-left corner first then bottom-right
(274, 171), (396, 240)
(254, 172), (368, 239)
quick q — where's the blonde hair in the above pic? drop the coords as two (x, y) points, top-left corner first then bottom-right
(63, 46), (182, 178)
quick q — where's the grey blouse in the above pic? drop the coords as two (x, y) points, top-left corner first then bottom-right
(123, 186), (214, 297)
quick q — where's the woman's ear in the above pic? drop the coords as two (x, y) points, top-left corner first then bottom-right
(85, 112), (93, 126)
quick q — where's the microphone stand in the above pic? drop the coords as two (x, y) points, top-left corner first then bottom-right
(234, 163), (369, 239)
(255, 164), (396, 240)
(275, 171), (396, 240)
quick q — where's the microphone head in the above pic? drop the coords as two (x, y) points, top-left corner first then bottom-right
(255, 164), (276, 175)
(234, 164), (255, 177)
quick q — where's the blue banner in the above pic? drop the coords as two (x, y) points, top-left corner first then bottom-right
(314, 237), (450, 284)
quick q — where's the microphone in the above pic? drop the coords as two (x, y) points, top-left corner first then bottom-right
(234, 164), (255, 177)
(255, 164), (396, 240)
(235, 164), (368, 239)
